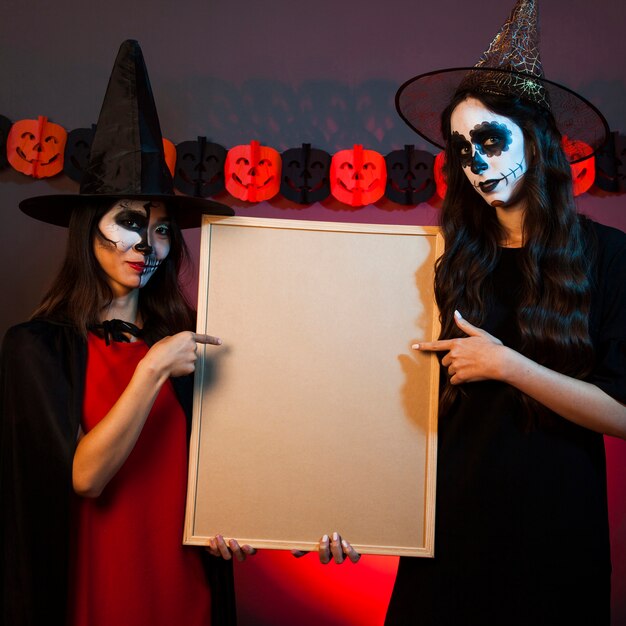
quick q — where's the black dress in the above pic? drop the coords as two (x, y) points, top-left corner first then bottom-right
(386, 220), (626, 626)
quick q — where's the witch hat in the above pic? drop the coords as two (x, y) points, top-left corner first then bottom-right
(19, 40), (233, 228)
(395, 0), (608, 162)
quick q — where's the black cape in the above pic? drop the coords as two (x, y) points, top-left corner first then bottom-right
(0, 318), (236, 626)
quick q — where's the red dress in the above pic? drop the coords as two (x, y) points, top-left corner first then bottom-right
(69, 333), (212, 626)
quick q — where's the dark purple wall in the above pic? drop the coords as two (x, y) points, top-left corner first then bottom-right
(1, 1), (624, 624)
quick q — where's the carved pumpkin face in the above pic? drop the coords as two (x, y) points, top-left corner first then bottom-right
(433, 151), (447, 200)
(7, 116), (67, 178)
(280, 143), (331, 203)
(63, 125), (96, 183)
(0, 115), (12, 170)
(330, 144), (386, 206)
(385, 145), (435, 204)
(224, 140), (281, 202)
(174, 137), (226, 197)
(562, 137), (595, 197)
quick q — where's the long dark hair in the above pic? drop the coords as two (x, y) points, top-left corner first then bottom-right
(32, 200), (196, 344)
(435, 90), (594, 419)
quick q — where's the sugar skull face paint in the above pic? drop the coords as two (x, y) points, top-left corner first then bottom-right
(450, 97), (527, 208)
(94, 200), (170, 296)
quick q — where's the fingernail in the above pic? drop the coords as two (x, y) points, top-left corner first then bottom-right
(322, 534), (328, 543)
(341, 540), (348, 549)
(333, 532), (339, 542)
(412, 343), (420, 350)
(454, 310), (462, 320)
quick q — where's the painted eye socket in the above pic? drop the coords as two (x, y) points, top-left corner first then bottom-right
(484, 136), (501, 146)
(115, 210), (147, 232)
(120, 219), (141, 230)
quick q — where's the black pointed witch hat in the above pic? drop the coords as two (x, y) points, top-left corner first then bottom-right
(19, 40), (233, 228)
(395, 0), (609, 163)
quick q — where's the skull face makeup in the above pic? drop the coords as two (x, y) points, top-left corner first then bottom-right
(94, 200), (170, 296)
(450, 97), (527, 208)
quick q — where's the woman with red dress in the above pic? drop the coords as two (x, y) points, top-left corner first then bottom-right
(0, 40), (252, 626)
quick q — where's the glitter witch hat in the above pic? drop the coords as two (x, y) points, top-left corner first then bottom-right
(20, 40), (233, 228)
(395, 0), (609, 163)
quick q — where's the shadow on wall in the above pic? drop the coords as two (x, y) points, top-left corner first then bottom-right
(159, 77), (434, 153)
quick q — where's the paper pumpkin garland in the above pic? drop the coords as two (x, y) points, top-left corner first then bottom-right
(63, 125), (96, 183)
(7, 116), (67, 178)
(0, 115), (13, 170)
(385, 145), (436, 205)
(594, 131), (626, 193)
(433, 151), (447, 200)
(162, 138), (177, 178)
(330, 144), (386, 206)
(224, 140), (282, 202)
(174, 137), (227, 198)
(280, 143), (331, 204)
(562, 137), (595, 197)
(2, 110), (621, 202)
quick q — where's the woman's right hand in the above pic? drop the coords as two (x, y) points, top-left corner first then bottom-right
(141, 331), (222, 379)
(207, 535), (257, 562)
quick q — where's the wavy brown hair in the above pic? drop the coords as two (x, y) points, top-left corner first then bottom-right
(31, 200), (195, 344)
(435, 90), (595, 419)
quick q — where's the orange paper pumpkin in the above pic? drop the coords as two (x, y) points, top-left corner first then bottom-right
(162, 138), (176, 177)
(433, 151), (448, 200)
(7, 116), (67, 178)
(224, 140), (281, 202)
(330, 144), (386, 206)
(562, 137), (595, 196)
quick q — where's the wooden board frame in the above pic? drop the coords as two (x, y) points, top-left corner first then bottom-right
(184, 216), (443, 556)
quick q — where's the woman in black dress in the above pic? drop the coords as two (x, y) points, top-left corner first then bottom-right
(386, 1), (626, 623)
(324, 2), (626, 624)
(384, 88), (626, 626)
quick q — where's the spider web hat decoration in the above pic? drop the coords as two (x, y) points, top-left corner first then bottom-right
(395, 0), (609, 163)
(19, 40), (233, 228)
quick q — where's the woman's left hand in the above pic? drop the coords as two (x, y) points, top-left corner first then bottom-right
(206, 535), (257, 562)
(414, 310), (507, 384)
(292, 532), (361, 564)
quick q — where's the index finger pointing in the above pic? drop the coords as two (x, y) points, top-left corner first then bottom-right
(413, 340), (454, 352)
(193, 333), (222, 346)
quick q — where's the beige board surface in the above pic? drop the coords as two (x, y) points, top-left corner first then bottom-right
(184, 216), (442, 556)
